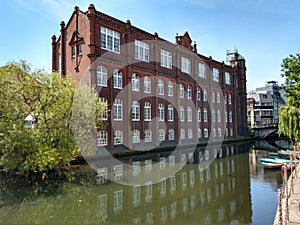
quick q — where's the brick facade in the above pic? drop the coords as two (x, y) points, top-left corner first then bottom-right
(52, 4), (247, 150)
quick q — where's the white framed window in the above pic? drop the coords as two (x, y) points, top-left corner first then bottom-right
(204, 128), (209, 138)
(161, 49), (172, 69)
(224, 94), (227, 105)
(132, 130), (140, 143)
(144, 129), (152, 142)
(168, 104), (174, 121)
(198, 107), (201, 122)
(187, 106), (192, 122)
(187, 85), (192, 99)
(188, 128), (193, 139)
(132, 162), (141, 177)
(144, 102), (151, 121)
(135, 40), (149, 62)
(100, 97), (108, 120)
(181, 57), (191, 74)
(228, 94), (232, 105)
(131, 73), (140, 92)
(217, 91), (221, 103)
(225, 128), (229, 136)
(229, 111), (233, 123)
(230, 128), (233, 136)
(168, 81), (173, 96)
(98, 194), (107, 218)
(97, 131), (108, 146)
(197, 87), (201, 100)
(212, 109), (216, 123)
(145, 159), (152, 173)
(213, 68), (220, 82)
(217, 109), (221, 123)
(180, 84), (184, 98)
(113, 70), (122, 89)
(113, 99), (122, 120)
(225, 110), (228, 123)
(144, 76), (151, 93)
(97, 66), (107, 87)
(101, 26), (120, 53)
(145, 182), (152, 203)
(198, 128), (202, 138)
(211, 91), (215, 102)
(225, 72), (231, 85)
(158, 104), (165, 121)
(213, 128), (217, 137)
(160, 178), (167, 197)
(203, 108), (208, 122)
(170, 176), (176, 193)
(168, 129), (175, 140)
(132, 101), (140, 121)
(203, 88), (207, 101)
(180, 128), (185, 140)
(198, 63), (206, 78)
(158, 129), (165, 142)
(158, 79), (164, 95)
(218, 128), (222, 137)
(114, 130), (123, 145)
(180, 106), (184, 122)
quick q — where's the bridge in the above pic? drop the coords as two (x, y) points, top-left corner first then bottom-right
(252, 125), (278, 139)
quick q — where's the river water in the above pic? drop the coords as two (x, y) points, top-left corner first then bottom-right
(0, 141), (283, 225)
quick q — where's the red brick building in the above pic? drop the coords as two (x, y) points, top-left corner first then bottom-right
(52, 4), (247, 150)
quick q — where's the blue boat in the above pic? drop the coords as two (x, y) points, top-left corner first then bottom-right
(259, 158), (293, 164)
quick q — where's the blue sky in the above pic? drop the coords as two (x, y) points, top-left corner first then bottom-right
(1, 0), (300, 90)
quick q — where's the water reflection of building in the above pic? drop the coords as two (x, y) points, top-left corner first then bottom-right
(95, 143), (251, 225)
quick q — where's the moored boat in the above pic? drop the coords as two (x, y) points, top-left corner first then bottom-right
(262, 162), (283, 169)
(259, 157), (292, 164)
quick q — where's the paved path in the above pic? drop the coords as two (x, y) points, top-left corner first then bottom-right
(273, 163), (300, 225)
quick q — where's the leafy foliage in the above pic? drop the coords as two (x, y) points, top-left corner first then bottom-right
(279, 54), (300, 142)
(0, 61), (103, 175)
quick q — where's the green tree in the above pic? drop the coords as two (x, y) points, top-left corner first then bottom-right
(0, 61), (103, 176)
(279, 54), (300, 142)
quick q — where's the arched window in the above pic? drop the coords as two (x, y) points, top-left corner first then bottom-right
(203, 88), (207, 101)
(217, 109), (221, 123)
(180, 84), (184, 98)
(211, 91), (215, 103)
(203, 108), (208, 122)
(113, 99), (122, 120)
(131, 73), (140, 91)
(97, 131), (108, 146)
(217, 91), (221, 103)
(204, 128), (209, 138)
(132, 130), (140, 143)
(97, 66), (107, 87)
(180, 129), (185, 140)
(158, 104), (165, 121)
(187, 85), (192, 99)
(144, 102), (151, 121)
(132, 101), (140, 121)
(168, 129), (175, 141)
(168, 105), (174, 121)
(212, 109), (216, 123)
(144, 129), (152, 142)
(197, 87), (201, 100)
(144, 76), (151, 93)
(168, 81), (173, 96)
(158, 129), (165, 141)
(187, 106), (192, 122)
(114, 130), (123, 145)
(197, 107), (201, 122)
(180, 106), (185, 122)
(158, 79), (164, 95)
(113, 70), (122, 89)
(100, 97), (108, 120)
